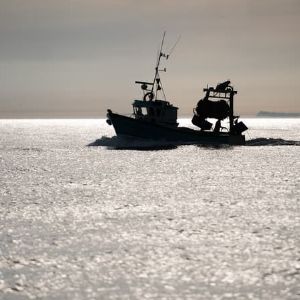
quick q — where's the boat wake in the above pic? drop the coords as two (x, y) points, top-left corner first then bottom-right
(89, 136), (300, 149)
(246, 138), (300, 146)
(88, 136), (179, 150)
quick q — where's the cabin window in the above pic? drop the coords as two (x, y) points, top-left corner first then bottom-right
(142, 107), (147, 115)
(136, 107), (142, 116)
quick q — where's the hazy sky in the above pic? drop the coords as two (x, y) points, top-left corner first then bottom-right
(0, 0), (299, 117)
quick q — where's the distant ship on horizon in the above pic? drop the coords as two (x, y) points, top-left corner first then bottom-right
(257, 111), (300, 118)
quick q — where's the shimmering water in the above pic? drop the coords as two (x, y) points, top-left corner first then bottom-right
(0, 118), (299, 300)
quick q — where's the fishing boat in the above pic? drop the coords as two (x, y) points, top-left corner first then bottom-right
(106, 35), (247, 145)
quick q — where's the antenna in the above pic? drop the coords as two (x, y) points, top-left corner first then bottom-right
(156, 31), (166, 71)
(159, 31), (166, 57)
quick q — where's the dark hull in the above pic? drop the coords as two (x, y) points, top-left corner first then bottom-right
(107, 112), (245, 145)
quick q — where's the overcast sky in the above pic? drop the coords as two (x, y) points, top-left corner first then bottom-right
(0, 0), (299, 117)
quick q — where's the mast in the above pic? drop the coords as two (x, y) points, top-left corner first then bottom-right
(151, 32), (168, 100)
(135, 32), (179, 101)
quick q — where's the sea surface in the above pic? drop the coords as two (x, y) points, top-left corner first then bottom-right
(0, 118), (299, 300)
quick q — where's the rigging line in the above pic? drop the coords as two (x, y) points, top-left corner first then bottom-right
(161, 83), (167, 101)
(168, 34), (181, 57)
(160, 76), (166, 100)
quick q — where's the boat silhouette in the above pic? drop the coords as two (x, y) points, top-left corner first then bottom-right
(106, 33), (247, 145)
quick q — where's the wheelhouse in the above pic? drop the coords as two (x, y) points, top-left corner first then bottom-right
(132, 99), (178, 127)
